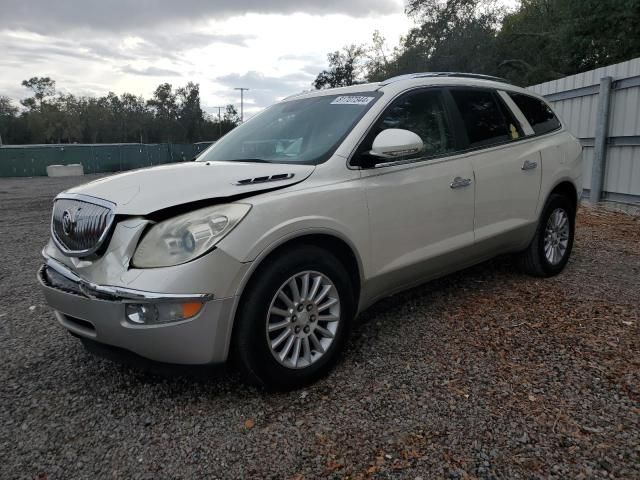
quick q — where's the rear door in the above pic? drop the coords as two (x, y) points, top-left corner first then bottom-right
(447, 87), (542, 244)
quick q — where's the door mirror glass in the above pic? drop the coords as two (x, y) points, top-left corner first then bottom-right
(369, 129), (424, 160)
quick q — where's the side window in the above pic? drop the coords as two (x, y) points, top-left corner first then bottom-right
(508, 92), (561, 135)
(375, 89), (455, 159)
(450, 89), (518, 149)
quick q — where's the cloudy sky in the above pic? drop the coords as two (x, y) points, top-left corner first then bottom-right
(0, 0), (417, 116)
(1, 1), (519, 117)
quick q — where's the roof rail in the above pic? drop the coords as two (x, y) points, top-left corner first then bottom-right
(379, 72), (512, 86)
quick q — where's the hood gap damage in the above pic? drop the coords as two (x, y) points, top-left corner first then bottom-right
(144, 180), (299, 222)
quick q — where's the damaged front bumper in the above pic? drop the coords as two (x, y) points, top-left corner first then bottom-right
(38, 256), (237, 365)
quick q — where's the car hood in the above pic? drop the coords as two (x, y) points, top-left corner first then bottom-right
(65, 161), (315, 215)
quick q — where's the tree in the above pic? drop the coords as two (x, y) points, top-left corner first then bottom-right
(53, 94), (84, 143)
(177, 82), (204, 142)
(366, 31), (393, 82)
(2, 78), (239, 144)
(223, 104), (240, 124)
(388, 0), (503, 78)
(314, 0), (640, 88)
(147, 83), (178, 142)
(0, 96), (18, 117)
(21, 76), (56, 111)
(496, 0), (640, 85)
(147, 83), (177, 118)
(120, 93), (151, 143)
(313, 45), (367, 89)
(0, 96), (18, 144)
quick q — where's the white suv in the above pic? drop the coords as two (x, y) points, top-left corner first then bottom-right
(39, 73), (582, 389)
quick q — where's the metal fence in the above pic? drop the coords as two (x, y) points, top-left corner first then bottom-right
(529, 58), (640, 205)
(0, 142), (214, 177)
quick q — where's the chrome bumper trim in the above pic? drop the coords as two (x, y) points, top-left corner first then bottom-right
(41, 254), (214, 303)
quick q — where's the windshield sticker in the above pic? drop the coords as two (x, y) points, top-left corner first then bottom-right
(330, 96), (375, 105)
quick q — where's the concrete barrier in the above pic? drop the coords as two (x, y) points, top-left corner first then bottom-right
(46, 164), (85, 177)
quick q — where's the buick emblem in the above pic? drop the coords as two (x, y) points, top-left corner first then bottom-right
(62, 209), (78, 236)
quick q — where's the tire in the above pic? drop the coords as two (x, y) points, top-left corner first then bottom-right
(232, 244), (355, 390)
(517, 193), (576, 277)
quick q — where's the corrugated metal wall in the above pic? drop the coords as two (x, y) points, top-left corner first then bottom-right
(529, 58), (640, 204)
(0, 142), (213, 177)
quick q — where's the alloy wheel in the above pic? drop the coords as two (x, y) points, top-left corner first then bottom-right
(266, 271), (341, 369)
(544, 208), (570, 265)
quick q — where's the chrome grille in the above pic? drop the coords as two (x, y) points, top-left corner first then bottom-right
(51, 195), (115, 257)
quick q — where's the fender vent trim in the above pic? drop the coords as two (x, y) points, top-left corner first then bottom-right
(235, 173), (294, 185)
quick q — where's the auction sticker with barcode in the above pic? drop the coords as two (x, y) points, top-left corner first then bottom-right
(330, 96), (375, 105)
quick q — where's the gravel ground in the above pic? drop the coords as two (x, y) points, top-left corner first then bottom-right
(1, 175), (639, 480)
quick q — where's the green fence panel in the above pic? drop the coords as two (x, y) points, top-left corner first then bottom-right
(170, 143), (199, 162)
(193, 142), (213, 156)
(0, 146), (62, 176)
(92, 145), (121, 173)
(145, 144), (164, 166)
(83, 146), (99, 174)
(120, 144), (146, 170)
(62, 146), (92, 172)
(0, 142), (214, 177)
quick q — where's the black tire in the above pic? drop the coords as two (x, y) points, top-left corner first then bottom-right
(232, 244), (355, 390)
(517, 193), (576, 277)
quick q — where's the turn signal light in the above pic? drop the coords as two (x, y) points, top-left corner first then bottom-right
(125, 301), (204, 325)
(181, 302), (203, 318)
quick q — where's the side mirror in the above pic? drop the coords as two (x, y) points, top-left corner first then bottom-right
(369, 129), (423, 160)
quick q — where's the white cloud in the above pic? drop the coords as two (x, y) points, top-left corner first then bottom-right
(0, 2), (411, 118)
(0, 0), (400, 33)
(120, 65), (183, 77)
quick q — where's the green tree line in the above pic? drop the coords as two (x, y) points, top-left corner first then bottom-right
(0, 77), (240, 145)
(314, 0), (640, 89)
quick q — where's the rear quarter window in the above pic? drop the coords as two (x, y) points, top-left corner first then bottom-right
(508, 92), (561, 135)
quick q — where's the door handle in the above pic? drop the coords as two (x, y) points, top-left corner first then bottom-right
(522, 159), (538, 170)
(450, 176), (472, 189)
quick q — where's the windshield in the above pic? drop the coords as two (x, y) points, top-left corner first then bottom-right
(197, 92), (380, 165)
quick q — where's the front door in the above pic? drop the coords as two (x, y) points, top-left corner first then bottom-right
(355, 88), (476, 299)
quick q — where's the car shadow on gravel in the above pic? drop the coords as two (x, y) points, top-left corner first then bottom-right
(354, 253), (516, 327)
(77, 335), (243, 383)
(68, 347), (259, 404)
(71, 254), (519, 393)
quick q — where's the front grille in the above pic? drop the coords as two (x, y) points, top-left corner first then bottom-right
(51, 195), (115, 256)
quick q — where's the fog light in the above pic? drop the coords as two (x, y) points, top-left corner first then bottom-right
(125, 302), (204, 325)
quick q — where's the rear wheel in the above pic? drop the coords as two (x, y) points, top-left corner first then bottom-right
(517, 193), (575, 277)
(233, 245), (354, 390)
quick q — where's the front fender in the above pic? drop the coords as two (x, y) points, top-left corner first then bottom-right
(232, 225), (366, 297)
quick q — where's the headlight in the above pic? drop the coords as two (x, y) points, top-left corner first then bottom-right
(132, 203), (251, 268)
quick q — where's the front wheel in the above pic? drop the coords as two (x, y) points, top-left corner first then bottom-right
(517, 193), (576, 277)
(232, 245), (355, 390)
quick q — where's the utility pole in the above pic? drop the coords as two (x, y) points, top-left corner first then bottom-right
(234, 87), (249, 123)
(213, 106), (224, 139)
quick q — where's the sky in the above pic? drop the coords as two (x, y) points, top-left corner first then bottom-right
(0, 0), (517, 117)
